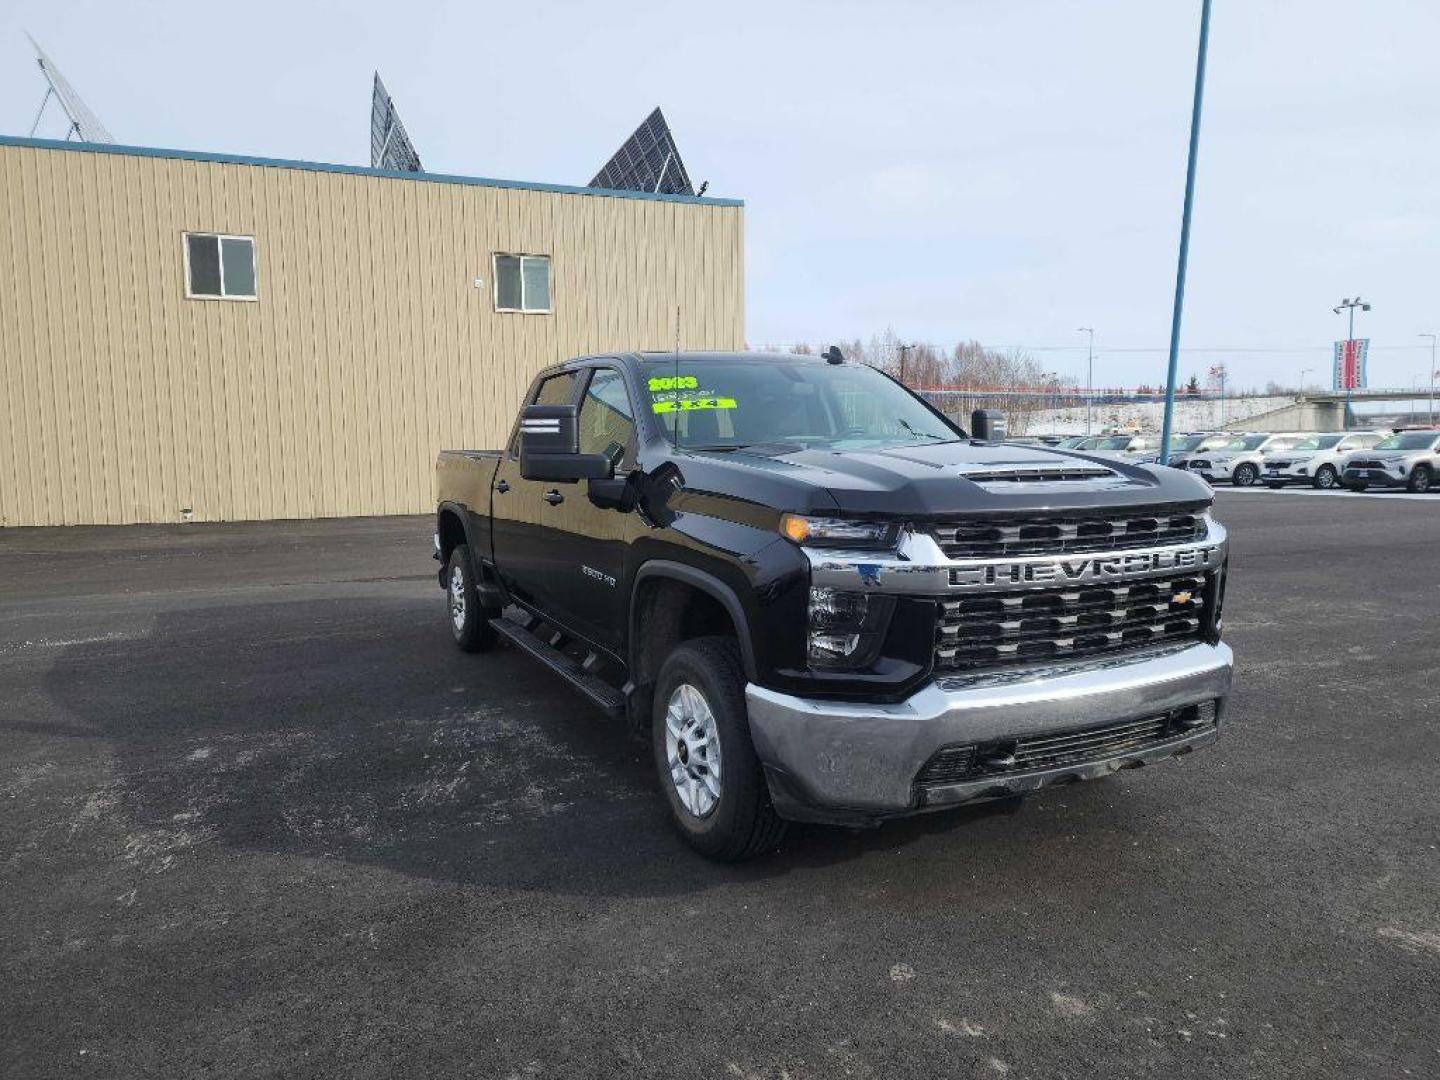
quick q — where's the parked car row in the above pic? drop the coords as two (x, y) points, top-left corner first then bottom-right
(1013, 428), (1440, 493)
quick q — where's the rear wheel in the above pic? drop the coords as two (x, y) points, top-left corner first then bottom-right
(651, 637), (787, 861)
(1313, 464), (1338, 490)
(1407, 465), (1433, 494)
(1232, 463), (1259, 487)
(446, 544), (497, 652)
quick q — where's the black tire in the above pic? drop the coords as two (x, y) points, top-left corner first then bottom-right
(651, 637), (787, 861)
(446, 544), (497, 652)
(1232, 463), (1259, 487)
(1407, 465), (1433, 494)
(1313, 465), (1338, 490)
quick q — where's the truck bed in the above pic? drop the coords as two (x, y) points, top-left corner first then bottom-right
(436, 449), (501, 560)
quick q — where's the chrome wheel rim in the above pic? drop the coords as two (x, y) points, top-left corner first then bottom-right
(665, 683), (722, 818)
(1317, 468), (1335, 488)
(1235, 465), (1256, 486)
(449, 565), (467, 633)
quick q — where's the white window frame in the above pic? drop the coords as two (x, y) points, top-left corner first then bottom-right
(183, 232), (259, 302)
(492, 253), (552, 314)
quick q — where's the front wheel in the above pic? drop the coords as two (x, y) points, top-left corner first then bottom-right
(651, 637), (787, 861)
(1232, 463), (1259, 487)
(1313, 465), (1338, 490)
(446, 544), (497, 652)
(1408, 465), (1433, 494)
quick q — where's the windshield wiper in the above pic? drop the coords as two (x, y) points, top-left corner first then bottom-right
(897, 418), (944, 440)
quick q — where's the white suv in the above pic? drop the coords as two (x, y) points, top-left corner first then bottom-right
(1182, 433), (1306, 486)
(1341, 430), (1440, 493)
(1261, 432), (1384, 490)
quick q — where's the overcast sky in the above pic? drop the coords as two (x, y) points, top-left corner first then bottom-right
(4, 0), (1436, 390)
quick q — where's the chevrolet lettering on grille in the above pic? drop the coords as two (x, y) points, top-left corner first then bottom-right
(949, 544), (1222, 589)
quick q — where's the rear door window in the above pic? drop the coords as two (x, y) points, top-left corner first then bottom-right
(509, 372), (579, 456)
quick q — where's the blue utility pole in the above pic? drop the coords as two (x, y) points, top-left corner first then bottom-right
(1159, 0), (1213, 466)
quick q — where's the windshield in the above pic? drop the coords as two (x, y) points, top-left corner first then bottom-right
(1169, 434), (1210, 452)
(1079, 436), (1132, 451)
(638, 357), (959, 451)
(1375, 432), (1440, 451)
(1222, 435), (1271, 451)
(1291, 435), (1343, 451)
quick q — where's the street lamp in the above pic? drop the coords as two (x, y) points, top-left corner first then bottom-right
(896, 342), (920, 386)
(1421, 333), (1437, 425)
(1333, 296), (1371, 424)
(1077, 327), (1095, 435)
(1299, 367), (1313, 391)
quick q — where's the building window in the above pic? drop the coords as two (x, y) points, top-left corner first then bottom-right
(185, 233), (257, 300)
(494, 253), (551, 313)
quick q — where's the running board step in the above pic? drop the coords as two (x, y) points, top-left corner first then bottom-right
(490, 616), (625, 716)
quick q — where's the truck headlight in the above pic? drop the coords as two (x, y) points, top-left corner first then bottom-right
(807, 586), (895, 667)
(780, 514), (896, 549)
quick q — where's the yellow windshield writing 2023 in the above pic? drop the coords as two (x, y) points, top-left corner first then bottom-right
(648, 375), (699, 392)
(652, 397), (737, 415)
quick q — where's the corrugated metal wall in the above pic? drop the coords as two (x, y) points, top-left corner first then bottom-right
(0, 141), (744, 526)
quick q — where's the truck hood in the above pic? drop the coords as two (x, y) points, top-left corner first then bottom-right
(680, 440), (1213, 517)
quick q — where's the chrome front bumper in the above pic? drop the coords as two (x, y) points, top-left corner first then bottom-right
(746, 641), (1233, 822)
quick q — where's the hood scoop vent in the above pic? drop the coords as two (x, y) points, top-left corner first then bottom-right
(963, 466), (1117, 484)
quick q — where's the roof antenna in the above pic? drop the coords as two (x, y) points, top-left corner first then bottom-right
(822, 345), (845, 365)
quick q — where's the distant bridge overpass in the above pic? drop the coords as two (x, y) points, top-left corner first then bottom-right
(1222, 388), (1439, 432)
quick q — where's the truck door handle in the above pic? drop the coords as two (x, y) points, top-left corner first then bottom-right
(543, 490), (564, 505)
(496, 480), (510, 493)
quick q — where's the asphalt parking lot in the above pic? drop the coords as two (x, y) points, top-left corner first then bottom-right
(3, 495), (1437, 1079)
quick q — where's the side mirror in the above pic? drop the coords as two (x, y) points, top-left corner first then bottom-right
(588, 474), (636, 512)
(519, 404), (613, 482)
(971, 409), (1007, 443)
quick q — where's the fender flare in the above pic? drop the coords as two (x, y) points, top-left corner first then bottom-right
(630, 560), (758, 682)
(436, 502), (502, 604)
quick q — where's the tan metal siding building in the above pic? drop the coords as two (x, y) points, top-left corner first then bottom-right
(0, 137), (744, 527)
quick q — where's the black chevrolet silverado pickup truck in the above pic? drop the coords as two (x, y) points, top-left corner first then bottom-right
(435, 351), (1233, 860)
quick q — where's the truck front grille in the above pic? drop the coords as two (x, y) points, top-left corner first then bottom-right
(914, 702), (1218, 788)
(925, 503), (1206, 559)
(934, 572), (1207, 672)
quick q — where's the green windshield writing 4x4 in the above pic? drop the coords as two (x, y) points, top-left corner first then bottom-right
(653, 397), (737, 414)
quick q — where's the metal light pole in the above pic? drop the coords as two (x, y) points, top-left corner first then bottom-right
(1159, 0), (1213, 467)
(1421, 333), (1437, 425)
(1077, 327), (1095, 435)
(1299, 367), (1313, 391)
(1332, 296), (1371, 426)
